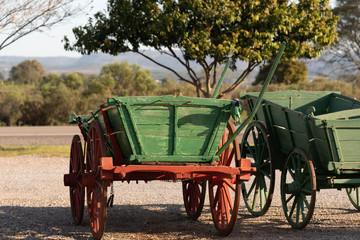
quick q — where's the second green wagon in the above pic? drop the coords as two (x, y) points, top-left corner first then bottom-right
(241, 90), (360, 229)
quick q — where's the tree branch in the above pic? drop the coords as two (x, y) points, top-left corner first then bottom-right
(134, 51), (196, 86)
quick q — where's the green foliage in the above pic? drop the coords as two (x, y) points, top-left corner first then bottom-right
(254, 59), (308, 85)
(9, 60), (45, 85)
(65, 0), (338, 97)
(95, 61), (158, 96)
(0, 90), (24, 126)
(63, 72), (84, 90)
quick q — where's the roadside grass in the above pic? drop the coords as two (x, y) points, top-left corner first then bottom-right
(0, 145), (70, 157)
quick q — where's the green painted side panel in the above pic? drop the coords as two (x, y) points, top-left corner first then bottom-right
(273, 126), (293, 153)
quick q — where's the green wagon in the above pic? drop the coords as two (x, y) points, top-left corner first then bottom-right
(240, 90), (360, 229)
(64, 95), (253, 239)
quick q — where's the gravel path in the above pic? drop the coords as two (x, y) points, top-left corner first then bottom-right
(1, 156), (360, 239)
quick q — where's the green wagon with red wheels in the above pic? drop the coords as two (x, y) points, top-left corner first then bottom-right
(64, 95), (255, 239)
(240, 90), (360, 229)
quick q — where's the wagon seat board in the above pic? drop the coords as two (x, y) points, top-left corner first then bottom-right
(241, 90), (360, 177)
(87, 96), (236, 165)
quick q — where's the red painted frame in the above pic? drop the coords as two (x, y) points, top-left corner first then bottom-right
(64, 157), (255, 187)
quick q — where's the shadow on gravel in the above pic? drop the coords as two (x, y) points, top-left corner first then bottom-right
(0, 204), (216, 239)
(2, 204), (360, 239)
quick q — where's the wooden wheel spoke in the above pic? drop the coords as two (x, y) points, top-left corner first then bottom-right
(300, 197), (306, 222)
(251, 178), (260, 210)
(301, 176), (310, 188)
(260, 175), (268, 204)
(296, 197), (301, 225)
(247, 177), (258, 197)
(223, 178), (236, 192)
(224, 148), (235, 166)
(260, 169), (271, 180)
(300, 193), (310, 209)
(288, 196), (297, 219)
(286, 193), (295, 204)
(223, 183), (234, 212)
(258, 141), (267, 163)
(245, 140), (256, 159)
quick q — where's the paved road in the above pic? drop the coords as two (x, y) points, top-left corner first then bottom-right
(0, 126), (81, 145)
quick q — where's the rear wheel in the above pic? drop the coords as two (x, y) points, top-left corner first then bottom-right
(182, 180), (206, 220)
(209, 121), (241, 236)
(281, 148), (316, 229)
(69, 135), (85, 225)
(241, 121), (275, 217)
(86, 120), (108, 239)
(346, 187), (360, 211)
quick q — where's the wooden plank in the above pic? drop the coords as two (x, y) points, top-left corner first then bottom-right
(337, 129), (360, 141)
(132, 105), (171, 124)
(337, 141), (360, 157)
(269, 105), (288, 127)
(292, 132), (310, 152)
(273, 126), (293, 153)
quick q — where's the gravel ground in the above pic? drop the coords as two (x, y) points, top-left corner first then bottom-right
(1, 156), (360, 239)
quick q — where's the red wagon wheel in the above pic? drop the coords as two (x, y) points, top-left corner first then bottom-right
(209, 121), (241, 236)
(69, 135), (85, 225)
(182, 180), (206, 220)
(86, 120), (108, 240)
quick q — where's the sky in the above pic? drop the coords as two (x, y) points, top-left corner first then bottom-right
(0, 0), (108, 58)
(0, 0), (336, 58)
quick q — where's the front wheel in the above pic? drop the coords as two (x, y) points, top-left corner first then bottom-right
(209, 121), (241, 236)
(86, 120), (108, 239)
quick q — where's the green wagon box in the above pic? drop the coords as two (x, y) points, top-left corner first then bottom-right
(71, 95), (240, 165)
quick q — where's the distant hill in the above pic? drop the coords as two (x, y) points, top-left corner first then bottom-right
(0, 50), (337, 84)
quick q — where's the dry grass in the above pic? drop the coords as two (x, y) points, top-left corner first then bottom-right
(0, 145), (70, 157)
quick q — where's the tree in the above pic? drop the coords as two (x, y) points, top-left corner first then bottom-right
(9, 60), (45, 85)
(63, 72), (84, 90)
(0, 91), (24, 125)
(253, 59), (308, 85)
(40, 72), (79, 125)
(324, 0), (360, 81)
(0, 0), (83, 52)
(98, 61), (158, 96)
(65, 0), (338, 98)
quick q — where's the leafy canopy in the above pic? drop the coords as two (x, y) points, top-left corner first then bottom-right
(66, 0), (338, 97)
